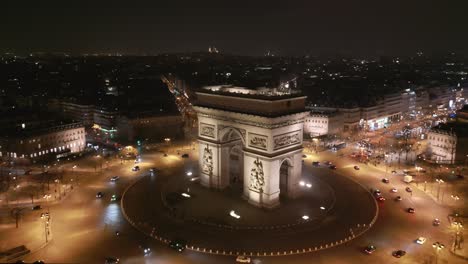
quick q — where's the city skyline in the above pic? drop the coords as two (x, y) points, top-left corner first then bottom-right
(2, 1), (468, 57)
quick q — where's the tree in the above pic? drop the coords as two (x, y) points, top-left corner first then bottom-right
(10, 207), (24, 228)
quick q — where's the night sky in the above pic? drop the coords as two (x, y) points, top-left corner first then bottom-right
(2, 0), (467, 57)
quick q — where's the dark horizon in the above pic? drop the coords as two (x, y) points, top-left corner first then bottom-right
(2, 1), (468, 58)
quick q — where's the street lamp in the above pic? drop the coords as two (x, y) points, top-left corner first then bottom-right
(43, 194), (51, 213)
(40, 212), (50, 243)
(435, 179), (444, 201)
(432, 242), (445, 264)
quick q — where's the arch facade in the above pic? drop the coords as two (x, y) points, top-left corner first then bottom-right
(194, 94), (308, 208)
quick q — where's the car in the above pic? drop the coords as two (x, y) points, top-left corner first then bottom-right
(329, 165), (337, 170)
(181, 153), (189, 158)
(110, 176), (120, 182)
(163, 153), (168, 157)
(236, 255), (251, 263)
(33, 261), (45, 264)
(405, 187), (412, 193)
(110, 194), (118, 202)
(169, 239), (186, 252)
(391, 170), (397, 174)
(364, 245), (376, 254)
(407, 207), (415, 213)
(433, 218), (441, 226)
(390, 188), (398, 193)
(354, 165), (360, 170)
(323, 161), (332, 166)
(104, 257), (120, 264)
(132, 166), (140, 171)
(15, 261), (25, 264)
(372, 189), (381, 196)
(376, 196), (385, 202)
(392, 250), (406, 258)
(395, 196), (402, 201)
(149, 168), (157, 173)
(96, 192), (104, 198)
(139, 245), (151, 256)
(382, 178), (389, 183)
(302, 154), (307, 158)
(32, 205), (42, 210)
(416, 237), (427, 244)
(456, 174), (465, 179)
(312, 161), (320, 166)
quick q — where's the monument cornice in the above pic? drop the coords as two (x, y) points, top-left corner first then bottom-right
(194, 106), (308, 129)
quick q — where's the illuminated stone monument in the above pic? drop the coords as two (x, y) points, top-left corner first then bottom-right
(194, 86), (308, 208)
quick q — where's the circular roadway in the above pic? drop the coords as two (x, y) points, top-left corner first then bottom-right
(122, 156), (378, 253)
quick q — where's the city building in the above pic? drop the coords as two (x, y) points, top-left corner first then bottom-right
(116, 112), (184, 143)
(304, 111), (343, 137)
(61, 101), (95, 126)
(426, 121), (468, 164)
(0, 121), (86, 163)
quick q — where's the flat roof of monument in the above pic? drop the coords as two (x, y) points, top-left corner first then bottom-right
(198, 85), (304, 101)
(194, 87), (307, 117)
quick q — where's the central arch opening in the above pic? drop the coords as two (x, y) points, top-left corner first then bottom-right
(279, 160), (291, 200)
(229, 145), (243, 185)
(220, 128), (245, 192)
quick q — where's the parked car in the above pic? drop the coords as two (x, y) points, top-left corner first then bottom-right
(312, 161), (320, 166)
(139, 245), (151, 256)
(364, 245), (376, 254)
(405, 187), (412, 193)
(382, 178), (389, 183)
(236, 255), (251, 263)
(407, 208), (415, 213)
(390, 188), (398, 193)
(416, 237), (427, 244)
(104, 257), (120, 264)
(329, 165), (337, 170)
(354, 165), (360, 170)
(169, 239), (186, 252)
(110, 176), (120, 182)
(96, 192), (104, 198)
(395, 196), (402, 201)
(433, 218), (441, 226)
(32, 205), (42, 210)
(376, 196), (385, 202)
(181, 153), (189, 158)
(392, 250), (406, 258)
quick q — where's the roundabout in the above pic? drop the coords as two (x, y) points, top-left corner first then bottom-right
(121, 156), (378, 255)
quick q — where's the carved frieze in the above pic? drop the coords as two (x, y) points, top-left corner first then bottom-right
(201, 145), (213, 175)
(273, 130), (301, 150)
(249, 157), (265, 191)
(200, 123), (215, 138)
(248, 133), (267, 150)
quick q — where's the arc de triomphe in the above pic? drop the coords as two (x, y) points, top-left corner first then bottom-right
(193, 86), (308, 208)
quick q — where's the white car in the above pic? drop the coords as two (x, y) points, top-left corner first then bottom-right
(416, 237), (427, 244)
(390, 188), (398, 193)
(236, 255), (251, 263)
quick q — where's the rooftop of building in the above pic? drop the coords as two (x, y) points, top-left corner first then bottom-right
(0, 120), (84, 139)
(430, 120), (468, 138)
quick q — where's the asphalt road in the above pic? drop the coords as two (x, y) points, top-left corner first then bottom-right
(17, 145), (464, 264)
